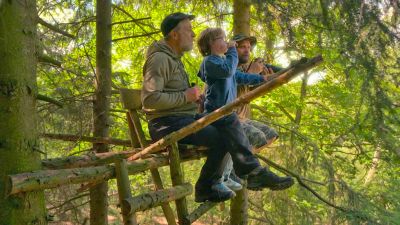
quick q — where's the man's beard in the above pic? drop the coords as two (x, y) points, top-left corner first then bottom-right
(238, 56), (249, 64)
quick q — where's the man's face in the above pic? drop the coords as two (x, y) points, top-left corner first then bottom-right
(174, 19), (195, 52)
(236, 40), (252, 64)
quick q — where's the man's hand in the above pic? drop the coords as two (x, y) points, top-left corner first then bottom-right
(261, 63), (274, 81)
(247, 58), (264, 74)
(185, 86), (201, 103)
(261, 66), (274, 76)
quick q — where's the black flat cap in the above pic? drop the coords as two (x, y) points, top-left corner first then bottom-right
(161, 12), (195, 37)
(231, 34), (257, 47)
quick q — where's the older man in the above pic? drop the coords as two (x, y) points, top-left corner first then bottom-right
(141, 13), (293, 202)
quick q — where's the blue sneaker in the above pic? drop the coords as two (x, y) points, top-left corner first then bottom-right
(224, 177), (243, 191)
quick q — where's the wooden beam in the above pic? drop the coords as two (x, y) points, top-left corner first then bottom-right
(115, 159), (137, 224)
(8, 151), (207, 196)
(185, 201), (218, 224)
(123, 183), (192, 214)
(230, 182), (248, 225)
(41, 145), (207, 169)
(169, 142), (189, 225)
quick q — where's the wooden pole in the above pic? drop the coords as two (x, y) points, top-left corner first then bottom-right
(41, 145), (207, 170)
(127, 109), (178, 225)
(126, 112), (141, 147)
(123, 183), (192, 214)
(150, 170), (178, 225)
(185, 202), (218, 224)
(42, 149), (140, 169)
(169, 142), (189, 225)
(230, 182), (248, 225)
(127, 56), (323, 161)
(7, 151), (207, 196)
(115, 159), (137, 224)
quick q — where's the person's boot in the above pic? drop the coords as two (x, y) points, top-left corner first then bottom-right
(195, 181), (235, 203)
(247, 167), (294, 191)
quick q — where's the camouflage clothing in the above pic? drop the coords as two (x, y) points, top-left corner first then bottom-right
(242, 119), (279, 148)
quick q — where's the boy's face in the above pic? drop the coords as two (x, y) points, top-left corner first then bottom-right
(210, 33), (228, 56)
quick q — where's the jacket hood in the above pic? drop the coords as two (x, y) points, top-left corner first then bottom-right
(146, 40), (180, 60)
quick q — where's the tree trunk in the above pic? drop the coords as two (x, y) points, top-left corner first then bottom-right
(233, 0), (251, 36)
(232, 1), (251, 222)
(0, 0), (47, 224)
(90, 0), (112, 224)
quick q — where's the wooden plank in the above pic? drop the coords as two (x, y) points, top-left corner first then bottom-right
(150, 169), (177, 225)
(185, 201), (218, 224)
(41, 145), (207, 170)
(169, 142), (189, 225)
(123, 183), (192, 214)
(115, 159), (137, 225)
(119, 88), (142, 110)
(128, 108), (177, 225)
(126, 112), (141, 148)
(128, 110), (148, 148)
(8, 152), (207, 195)
(230, 182), (248, 225)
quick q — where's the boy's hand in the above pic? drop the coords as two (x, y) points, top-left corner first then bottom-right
(185, 86), (201, 102)
(227, 41), (237, 48)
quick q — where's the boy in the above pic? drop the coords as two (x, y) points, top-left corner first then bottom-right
(196, 28), (294, 195)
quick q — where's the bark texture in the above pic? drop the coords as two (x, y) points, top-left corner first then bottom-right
(0, 0), (47, 224)
(90, 0), (112, 224)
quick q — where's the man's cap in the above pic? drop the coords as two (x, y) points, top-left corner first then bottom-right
(231, 34), (257, 47)
(161, 12), (195, 37)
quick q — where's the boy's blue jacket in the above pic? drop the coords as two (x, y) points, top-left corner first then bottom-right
(197, 47), (265, 113)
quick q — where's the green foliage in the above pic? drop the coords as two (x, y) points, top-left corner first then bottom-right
(35, 0), (399, 224)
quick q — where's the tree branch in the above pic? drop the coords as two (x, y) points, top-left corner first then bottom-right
(112, 31), (161, 42)
(256, 154), (350, 212)
(111, 17), (151, 26)
(37, 94), (63, 107)
(47, 193), (89, 211)
(274, 102), (296, 122)
(251, 104), (283, 117)
(37, 54), (62, 67)
(40, 133), (131, 146)
(37, 17), (75, 39)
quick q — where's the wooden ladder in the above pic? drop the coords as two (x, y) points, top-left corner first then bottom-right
(117, 88), (230, 225)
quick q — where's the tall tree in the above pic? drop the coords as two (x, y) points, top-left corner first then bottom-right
(230, 1), (251, 224)
(233, 0), (250, 36)
(0, 0), (47, 224)
(90, 0), (112, 224)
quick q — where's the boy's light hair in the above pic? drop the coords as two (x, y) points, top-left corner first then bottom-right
(197, 27), (224, 56)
